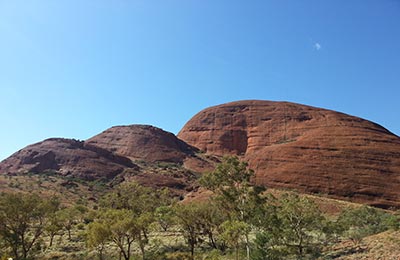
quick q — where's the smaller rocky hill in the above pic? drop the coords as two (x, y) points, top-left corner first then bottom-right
(0, 125), (216, 195)
(86, 125), (197, 163)
(86, 125), (215, 173)
(0, 138), (136, 181)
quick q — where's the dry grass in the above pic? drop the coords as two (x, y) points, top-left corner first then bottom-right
(325, 230), (400, 260)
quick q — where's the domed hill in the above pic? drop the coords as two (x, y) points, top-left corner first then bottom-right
(0, 138), (137, 181)
(86, 125), (215, 172)
(86, 125), (196, 162)
(178, 100), (400, 208)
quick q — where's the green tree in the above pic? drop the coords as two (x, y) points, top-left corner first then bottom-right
(0, 193), (54, 260)
(87, 221), (111, 260)
(41, 196), (62, 248)
(155, 206), (175, 232)
(100, 182), (172, 260)
(101, 182), (170, 215)
(58, 206), (81, 240)
(220, 220), (250, 260)
(101, 209), (137, 260)
(194, 201), (226, 251)
(251, 231), (281, 260)
(338, 205), (392, 247)
(174, 203), (203, 260)
(135, 212), (154, 260)
(385, 209), (400, 230)
(273, 193), (327, 259)
(200, 156), (266, 259)
(45, 211), (63, 248)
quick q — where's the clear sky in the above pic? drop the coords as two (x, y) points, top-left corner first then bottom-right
(1, 0), (399, 161)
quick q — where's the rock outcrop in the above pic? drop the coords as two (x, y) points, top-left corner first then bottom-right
(86, 125), (197, 163)
(178, 100), (400, 208)
(86, 125), (215, 173)
(1, 100), (399, 208)
(0, 138), (136, 181)
(0, 125), (214, 192)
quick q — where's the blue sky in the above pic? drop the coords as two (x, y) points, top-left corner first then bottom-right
(1, 0), (399, 161)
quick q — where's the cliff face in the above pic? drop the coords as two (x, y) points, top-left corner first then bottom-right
(178, 100), (400, 208)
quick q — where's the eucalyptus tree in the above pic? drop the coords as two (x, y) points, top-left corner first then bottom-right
(173, 202), (203, 260)
(220, 220), (250, 260)
(0, 193), (58, 260)
(274, 193), (327, 259)
(99, 182), (173, 260)
(87, 221), (111, 260)
(338, 205), (393, 247)
(200, 156), (267, 260)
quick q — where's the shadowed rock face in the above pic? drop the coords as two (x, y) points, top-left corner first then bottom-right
(0, 125), (214, 193)
(178, 100), (400, 208)
(86, 125), (197, 163)
(86, 125), (215, 174)
(0, 138), (137, 181)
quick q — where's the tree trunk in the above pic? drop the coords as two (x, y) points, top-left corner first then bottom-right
(298, 245), (303, 259)
(245, 233), (250, 260)
(126, 240), (132, 260)
(190, 243), (195, 260)
(235, 246), (239, 260)
(208, 232), (217, 249)
(99, 247), (104, 260)
(21, 233), (28, 260)
(11, 245), (19, 260)
(139, 242), (146, 260)
(58, 233), (64, 244)
(49, 234), (55, 247)
(121, 250), (129, 260)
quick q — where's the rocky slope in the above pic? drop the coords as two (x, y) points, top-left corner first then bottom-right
(86, 125), (196, 163)
(0, 125), (214, 193)
(86, 125), (215, 173)
(178, 100), (400, 208)
(0, 138), (136, 181)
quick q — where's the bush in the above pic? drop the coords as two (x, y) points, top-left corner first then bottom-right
(338, 205), (394, 246)
(165, 252), (193, 260)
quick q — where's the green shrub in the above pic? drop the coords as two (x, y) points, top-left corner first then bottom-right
(165, 252), (193, 260)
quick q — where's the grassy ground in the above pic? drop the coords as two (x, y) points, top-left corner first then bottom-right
(1, 174), (398, 260)
(326, 230), (400, 260)
(28, 224), (400, 260)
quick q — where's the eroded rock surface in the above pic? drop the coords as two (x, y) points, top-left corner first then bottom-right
(0, 138), (136, 181)
(86, 125), (215, 173)
(86, 125), (197, 163)
(178, 100), (400, 208)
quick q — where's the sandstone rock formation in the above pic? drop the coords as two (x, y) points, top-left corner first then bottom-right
(0, 138), (136, 181)
(178, 100), (400, 208)
(86, 125), (215, 173)
(86, 125), (197, 163)
(0, 125), (214, 192)
(1, 100), (399, 208)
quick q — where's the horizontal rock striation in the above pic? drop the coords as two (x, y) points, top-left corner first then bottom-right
(178, 100), (400, 208)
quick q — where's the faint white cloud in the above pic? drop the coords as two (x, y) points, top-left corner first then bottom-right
(314, 42), (321, 50)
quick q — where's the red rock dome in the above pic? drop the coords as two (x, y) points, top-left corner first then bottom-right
(178, 100), (400, 208)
